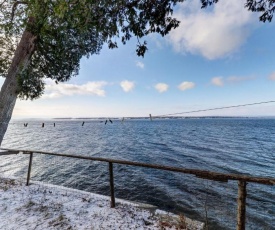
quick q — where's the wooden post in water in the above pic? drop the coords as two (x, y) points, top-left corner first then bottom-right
(26, 152), (33, 186)
(237, 180), (247, 230)
(109, 162), (115, 208)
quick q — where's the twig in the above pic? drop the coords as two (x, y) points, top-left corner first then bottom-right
(0, 0), (8, 8)
(11, 1), (28, 22)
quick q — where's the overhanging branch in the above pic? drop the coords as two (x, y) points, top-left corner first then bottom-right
(11, 1), (28, 22)
(0, 0), (8, 8)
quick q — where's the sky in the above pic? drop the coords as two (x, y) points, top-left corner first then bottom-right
(4, 0), (275, 118)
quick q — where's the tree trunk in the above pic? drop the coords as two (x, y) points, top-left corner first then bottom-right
(0, 28), (37, 145)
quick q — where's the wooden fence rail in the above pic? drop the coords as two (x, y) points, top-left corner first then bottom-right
(1, 148), (275, 230)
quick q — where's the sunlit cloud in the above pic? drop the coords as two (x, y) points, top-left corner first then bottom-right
(168, 0), (256, 59)
(155, 83), (169, 93)
(43, 81), (108, 99)
(178, 81), (195, 91)
(268, 72), (275, 81)
(136, 61), (145, 69)
(120, 80), (135, 92)
(211, 77), (224, 86)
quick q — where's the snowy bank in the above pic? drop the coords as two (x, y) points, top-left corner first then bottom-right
(0, 177), (204, 229)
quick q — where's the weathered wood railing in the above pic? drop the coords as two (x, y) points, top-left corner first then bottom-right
(1, 148), (275, 230)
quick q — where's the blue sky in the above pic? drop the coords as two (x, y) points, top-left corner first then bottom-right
(6, 0), (275, 118)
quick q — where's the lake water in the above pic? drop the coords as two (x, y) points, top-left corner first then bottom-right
(0, 118), (274, 229)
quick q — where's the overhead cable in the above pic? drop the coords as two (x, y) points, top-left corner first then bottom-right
(153, 100), (275, 118)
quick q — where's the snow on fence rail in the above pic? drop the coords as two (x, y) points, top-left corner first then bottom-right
(1, 148), (275, 230)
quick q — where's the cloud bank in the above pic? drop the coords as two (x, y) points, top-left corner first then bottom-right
(168, 0), (255, 59)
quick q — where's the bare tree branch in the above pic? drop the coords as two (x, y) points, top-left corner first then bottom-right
(0, 0), (8, 8)
(11, 1), (28, 22)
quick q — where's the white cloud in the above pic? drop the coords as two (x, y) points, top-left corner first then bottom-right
(269, 72), (275, 81)
(178, 81), (195, 91)
(168, 0), (255, 59)
(211, 76), (254, 86)
(136, 61), (145, 69)
(120, 80), (135, 92)
(43, 81), (108, 99)
(227, 76), (254, 83)
(211, 77), (224, 86)
(155, 83), (169, 93)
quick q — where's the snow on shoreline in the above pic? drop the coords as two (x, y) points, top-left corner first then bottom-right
(0, 177), (204, 230)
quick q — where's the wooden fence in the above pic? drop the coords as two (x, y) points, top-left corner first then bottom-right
(1, 148), (275, 230)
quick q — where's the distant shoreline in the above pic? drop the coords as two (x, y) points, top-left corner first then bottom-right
(11, 116), (275, 121)
(53, 116), (251, 120)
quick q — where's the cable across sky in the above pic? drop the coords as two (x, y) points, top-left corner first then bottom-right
(153, 100), (275, 118)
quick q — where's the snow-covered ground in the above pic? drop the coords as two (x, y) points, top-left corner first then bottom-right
(0, 177), (204, 230)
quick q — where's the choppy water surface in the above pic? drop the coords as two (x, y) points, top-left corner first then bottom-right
(1, 118), (275, 229)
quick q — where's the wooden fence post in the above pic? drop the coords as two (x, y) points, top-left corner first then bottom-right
(237, 180), (247, 230)
(109, 162), (115, 208)
(26, 152), (33, 186)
